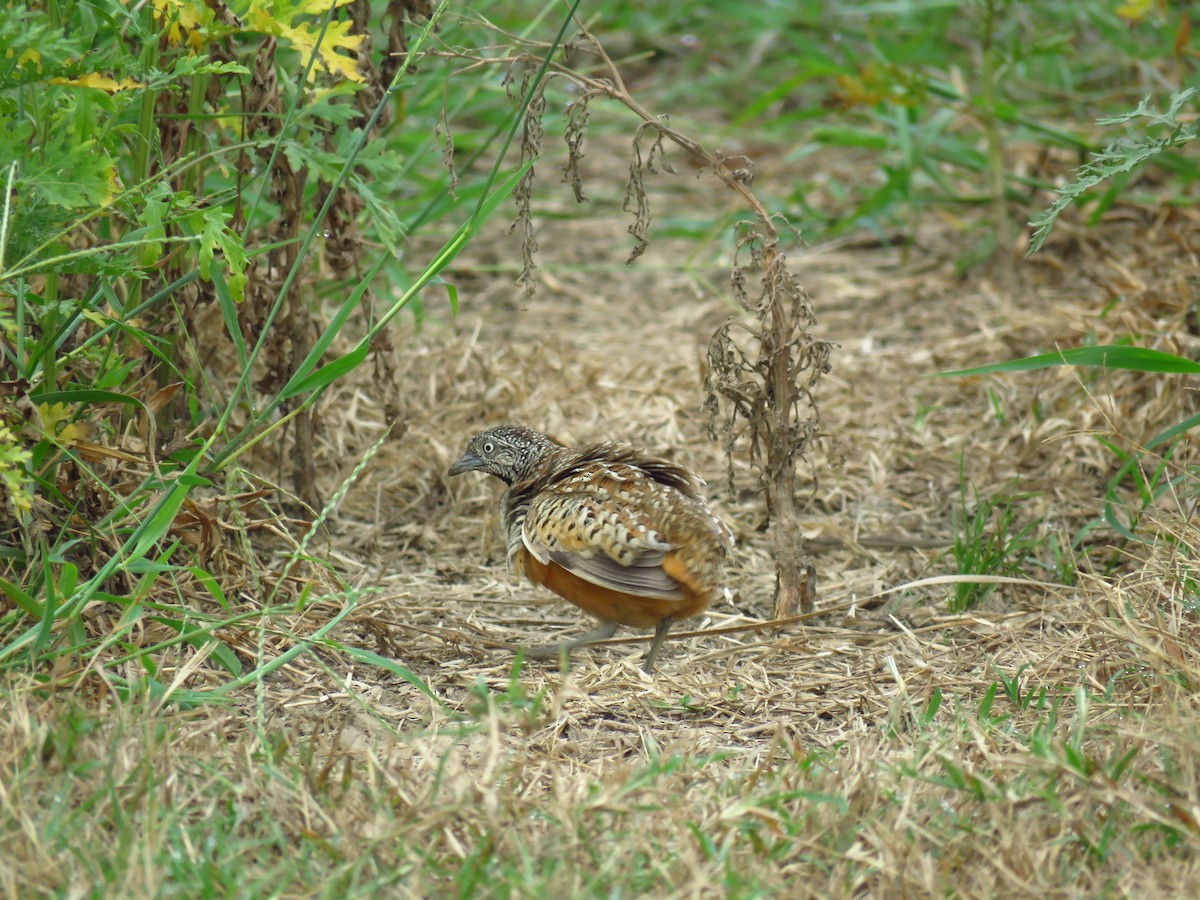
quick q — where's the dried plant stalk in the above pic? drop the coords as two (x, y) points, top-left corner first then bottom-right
(504, 63), (549, 299)
(554, 28), (833, 616)
(707, 229), (831, 616)
(430, 20), (833, 615)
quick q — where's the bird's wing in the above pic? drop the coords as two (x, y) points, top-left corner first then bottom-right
(521, 465), (686, 599)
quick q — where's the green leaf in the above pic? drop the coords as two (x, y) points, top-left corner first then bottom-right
(1028, 89), (1199, 253)
(353, 176), (406, 252)
(31, 389), (142, 408)
(337, 644), (451, 711)
(280, 343), (369, 400)
(28, 137), (120, 209)
(213, 596), (357, 696)
(936, 345), (1200, 378)
(190, 566), (232, 612)
(0, 577), (41, 618)
(279, 251), (389, 399)
(150, 617), (243, 677)
(130, 490), (191, 560)
(808, 126), (890, 151)
(196, 206), (248, 302)
(139, 183), (171, 265)
(32, 556), (59, 657)
(436, 277), (458, 316)
(211, 266), (248, 368)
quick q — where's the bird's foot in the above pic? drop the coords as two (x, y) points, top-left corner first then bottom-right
(521, 621), (620, 662)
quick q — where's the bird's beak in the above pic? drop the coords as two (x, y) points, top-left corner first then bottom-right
(447, 452), (483, 476)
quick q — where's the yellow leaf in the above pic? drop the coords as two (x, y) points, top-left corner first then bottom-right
(35, 403), (89, 446)
(1116, 0), (1155, 21)
(295, 0), (357, 13)
(56, 421), (89, 447)
(35, 402), (70, 433)
(50, 73), (145, 92)
(247, 1), (365, 83)
(5, 47), (41, 70)
(153, 0), (211, 49)
(81, 309), (110, 328)
(103, 166), (124, 207)
(178, 0), (205, 30)
(0, 423), (33, 515)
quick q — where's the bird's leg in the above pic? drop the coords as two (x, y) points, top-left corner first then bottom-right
(642, 616), (674, 672)
(523, 620), (620, 661)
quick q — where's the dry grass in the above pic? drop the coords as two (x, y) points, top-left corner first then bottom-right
(4, 142), (1200, 896)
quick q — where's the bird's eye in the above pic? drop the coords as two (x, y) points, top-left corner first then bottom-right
(482, 441), (495, 455)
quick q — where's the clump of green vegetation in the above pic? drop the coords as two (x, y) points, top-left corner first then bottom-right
(948, 472), (1044, 612)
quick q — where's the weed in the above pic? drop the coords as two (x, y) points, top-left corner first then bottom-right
(2, 2), (1200, 896)
(949, 468), (1044, 611)
(1030, 89), (1200, 252)
(467, 656), (548, 732)
(940, 345), (1200, 560)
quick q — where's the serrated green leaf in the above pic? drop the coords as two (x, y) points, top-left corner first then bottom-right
(197, 206), (248, 302)
(29, 138), (120, 209)
(1029, 90), (1200, 253)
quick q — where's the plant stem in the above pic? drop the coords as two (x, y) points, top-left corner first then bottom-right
(980, 0), (1010, 255)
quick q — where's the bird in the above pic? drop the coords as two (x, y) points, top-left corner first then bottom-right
(448, 424), (734, 671)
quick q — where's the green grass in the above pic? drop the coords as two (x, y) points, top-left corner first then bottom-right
(948, 472), (1045, 611)
(590, 0), (1199, 246)
(0, 0), (549, 690)
(7, 584), (1200, 896)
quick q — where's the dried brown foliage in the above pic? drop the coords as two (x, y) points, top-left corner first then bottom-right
(622, 121), (676, 263)
(504, 63), (548, 300)
(9, 217), (1200, 887)
(232, 5), (427, 507)
(9, 3), (1200, 892)
(707, 228), (833, 618)
(7, 103), (1200, 889)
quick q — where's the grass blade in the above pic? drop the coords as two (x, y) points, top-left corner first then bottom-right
(936, 345), (1200, 377)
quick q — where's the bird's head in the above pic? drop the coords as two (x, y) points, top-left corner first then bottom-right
(448, 424), (562, 485)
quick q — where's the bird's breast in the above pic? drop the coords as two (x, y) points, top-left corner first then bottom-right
(514, 547), (710, 628)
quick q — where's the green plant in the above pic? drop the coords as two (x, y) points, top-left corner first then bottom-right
(1030, 88), (1200, 253)
(948, 467), (1043, 611)
(0, 0), (563, 700)
(940, 345), (1200, 551)
(748, 3), (1194, 252)
(467, 655), (548, 732)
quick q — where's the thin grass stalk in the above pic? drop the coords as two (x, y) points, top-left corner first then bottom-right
(979, 0), (1011, 255)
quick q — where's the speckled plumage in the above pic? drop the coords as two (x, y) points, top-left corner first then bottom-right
(448, 424), (733, 670)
